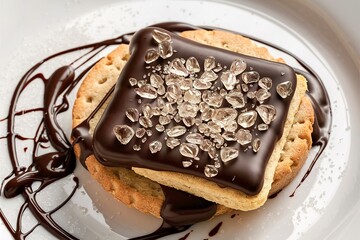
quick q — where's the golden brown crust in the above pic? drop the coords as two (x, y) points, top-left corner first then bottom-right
(180, 30), (285, 63)
(270, 96), (314, 195)
(72, 29), (314, 217)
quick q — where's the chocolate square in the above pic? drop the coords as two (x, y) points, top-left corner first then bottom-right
(93, 27), (296, 195)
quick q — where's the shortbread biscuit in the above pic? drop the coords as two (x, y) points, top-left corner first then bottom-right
(73, 30), (314, 217)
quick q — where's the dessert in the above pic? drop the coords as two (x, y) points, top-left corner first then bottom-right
(72, 26), (314, 220)
(3, 22), (329, 240)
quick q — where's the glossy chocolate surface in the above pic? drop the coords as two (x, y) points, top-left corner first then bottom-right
(93, 27), (297, 195)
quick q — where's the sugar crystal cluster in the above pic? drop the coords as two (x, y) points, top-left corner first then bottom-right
(114, 29), (293, 178)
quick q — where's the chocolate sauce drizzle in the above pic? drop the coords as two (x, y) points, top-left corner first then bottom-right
(208, 222), (223, 237)
(0, 22), (331, 239)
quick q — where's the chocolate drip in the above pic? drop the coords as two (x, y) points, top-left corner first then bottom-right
(0, 22), (331, 239)
(289, 69), (331, 197)
(178, 231), (192, 240)
(160, 186), (217, 226)
(208, 222), (223, 237)
(130, 222), (190, 240)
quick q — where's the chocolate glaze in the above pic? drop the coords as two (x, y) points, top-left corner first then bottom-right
(93, 27), (297, 195)
(208, 222), (223, 237)
(0, 22), (331, 239)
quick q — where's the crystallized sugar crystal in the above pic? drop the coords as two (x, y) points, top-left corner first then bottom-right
(135, 128), (146, 138)
(159, 115), (171, 125)
(137, 79), (147, 87)
(208, 121), (221, 134)
(200, 70), (218, 82)
(204, 164), (218, 177)
(212, 108), (237, 128)
(193, 79), (212, 90)
(166, 84), (182, 102)
(182, 117), (195, 127)
(241, 83), (249, 92)
(180, 143), (199, 158)
(204, 56), (216, 71)
(186, 133), (204, 144)
(202, 91), (223, 108)
(242, 71), (260, 84)
(201, 108), (214, 122)
(155, 124), (165, 132)
(144, 48), (159, 64)
(220, 71), (237, 90)
(133, 144), (141, 151)
(213, 64), (223, 73)
(149, 140), (162, 153)
(152, 29), (172, 43)
(237, 110), (257, 128)
(142, 104), (153, 118)
(224, 120), (238, 132)
(212, 131), (224, 142)
(139, 116), (153, 128)
(158, 41), (173, 59)
(182, 160), (192, 168)
(150, 73), (164, 88)
(225, 90), (245, 108)
(113, 125), (134, 144)
(252, 138), (261, 152)
(184, 89), (201, 104)
(125, 108), (139, 122)
(256, 89), (271, 104)
(169, 58), (189, 77)
(157, 85), (166, 95)
(257, 123), (269, 131)
(178, 78), (192, 90)
(186, 57), (200, 73)
(178, 102), (199, 118)
(256, 104), (276, 124)
(166, 137), (181, 149)
(200, 138), (212, 151)
(259, 77), (272, 90)
(167, 125), (186, 137)
(135, 84), (158, 99)
(220, 147), (239, 162)
(236, 129), (252, 145)
(222, 131), (237, 141)
(276, 81), (293, 98)
(129, 77), (138, 86)
(230, 59), (247, 75)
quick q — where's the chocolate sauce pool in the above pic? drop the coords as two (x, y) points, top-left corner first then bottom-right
(0, 22), (331, 239)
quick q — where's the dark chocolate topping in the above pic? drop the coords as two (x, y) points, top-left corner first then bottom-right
(0, 22), (331, 240)
(93, 27), (297, 195)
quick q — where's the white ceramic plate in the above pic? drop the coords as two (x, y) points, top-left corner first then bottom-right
(1, 0), (359, 239)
